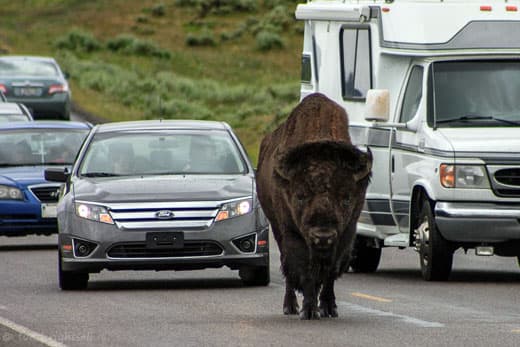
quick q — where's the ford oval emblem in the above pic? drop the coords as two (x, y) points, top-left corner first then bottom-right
(155, 210), (175, 220)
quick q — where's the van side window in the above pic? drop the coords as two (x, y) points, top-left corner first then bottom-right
(400, 66), (424, 123)
(340, 27), (372, 100)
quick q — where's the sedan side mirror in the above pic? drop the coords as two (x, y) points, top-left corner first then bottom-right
(45, 167), (70, 183)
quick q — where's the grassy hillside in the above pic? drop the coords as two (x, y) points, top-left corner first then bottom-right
(0, 0), (304, 163)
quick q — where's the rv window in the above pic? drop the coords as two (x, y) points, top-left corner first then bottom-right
(301, 54), (312, 83)
(400, 66), (424, 123)
(340, 27), (372, 100)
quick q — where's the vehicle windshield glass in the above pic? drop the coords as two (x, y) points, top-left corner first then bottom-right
(78, 130), (248, 177)
(0, 128), (89, 166)
(430, 60), (520, 128)
(0, 59), (59, 78)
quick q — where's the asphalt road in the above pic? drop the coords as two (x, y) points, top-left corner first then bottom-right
(1, 233), (520, 347)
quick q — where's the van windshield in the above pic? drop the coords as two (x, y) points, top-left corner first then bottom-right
(429, 61), (520, 127)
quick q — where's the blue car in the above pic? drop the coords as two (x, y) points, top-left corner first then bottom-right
(0, 121), (91, 236)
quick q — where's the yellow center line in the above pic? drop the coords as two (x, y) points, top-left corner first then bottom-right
(351, 292), (393, 303)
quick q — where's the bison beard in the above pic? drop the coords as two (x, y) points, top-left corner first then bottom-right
(256, 93), (372, 320)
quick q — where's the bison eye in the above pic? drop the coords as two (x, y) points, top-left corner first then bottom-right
(342, 198), (350, 208)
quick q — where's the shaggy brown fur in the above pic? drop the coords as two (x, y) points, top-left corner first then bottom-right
(256, 93), (372, 319)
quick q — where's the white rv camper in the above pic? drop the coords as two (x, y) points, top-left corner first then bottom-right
(295, 0), (520, 280)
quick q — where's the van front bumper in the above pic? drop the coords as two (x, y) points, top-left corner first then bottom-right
(435, 202), (520, 242)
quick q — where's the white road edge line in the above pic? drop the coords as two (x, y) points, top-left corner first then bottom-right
(338, 301), (445, 328)
(0, 315), (68, 347)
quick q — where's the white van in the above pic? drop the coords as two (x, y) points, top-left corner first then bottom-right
(295, 0), (520, 280)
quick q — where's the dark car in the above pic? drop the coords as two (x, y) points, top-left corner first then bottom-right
(0, 102), (33, 122)
(45, 120), (270, 290)
(0, 121), (92, 237)
(0, 56), (71, 120)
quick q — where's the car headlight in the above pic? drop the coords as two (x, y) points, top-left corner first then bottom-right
(0, 185), (23, 200)
(215, 198), (253, 222)
(440, 164), (490, 188)
(75, 202), (114, 224)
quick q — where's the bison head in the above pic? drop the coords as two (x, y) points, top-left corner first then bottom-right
(275, 142), (372, 254)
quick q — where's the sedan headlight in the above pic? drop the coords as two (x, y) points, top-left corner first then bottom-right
(215, 198), (253, 222)
(75, 202), (114, 224)
(440, 164), (490, 189)
(0, 185), (23, 200)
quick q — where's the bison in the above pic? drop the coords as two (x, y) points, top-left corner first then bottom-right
(256, 93), (372, 320)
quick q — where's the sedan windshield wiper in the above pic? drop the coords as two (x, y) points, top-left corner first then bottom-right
(81, 172), (121, 177)
(437, 114), (520, 125)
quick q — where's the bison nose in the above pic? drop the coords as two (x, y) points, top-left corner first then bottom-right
(310, 229), (337, 249)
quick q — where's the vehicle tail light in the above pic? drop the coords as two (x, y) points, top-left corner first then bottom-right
(480, 5), (492, 11)
(48, 84), (68, 94)
(506, 5), (518, 12)
(0, 84), (7, 94)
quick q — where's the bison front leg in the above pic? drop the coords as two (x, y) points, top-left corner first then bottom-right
(283, 284), (299, 315)
(300, 280), (320, 320)
(319, 277), (338, 318)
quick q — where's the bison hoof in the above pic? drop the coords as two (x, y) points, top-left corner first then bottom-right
(283, 304), (299, 315)
(319, 305), (338, 318)
(299, 308), (320, 320)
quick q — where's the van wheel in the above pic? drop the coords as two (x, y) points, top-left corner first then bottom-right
(239, 266), (270, 286)
(58, 252), (89, 290)
(349, 237), (382, 273)
(415, 199), (453, 281)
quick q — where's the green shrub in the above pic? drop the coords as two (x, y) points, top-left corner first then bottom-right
(255, 30), (284, 50)
(54, 29), (102, 52)
(106, 34), (171, 58)
(106, 35), (136, 52)
(136, 15), (149, 23)
(150, 3), (166, 16)
(264, 5), (292, 29)
(185, 30), (217, 46)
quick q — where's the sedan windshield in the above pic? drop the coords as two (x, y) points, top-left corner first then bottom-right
(430, 61), (520, 128)
(0, 59), (59, 78)
(0, 129), (89, 166)
(79, 130), (247, 176)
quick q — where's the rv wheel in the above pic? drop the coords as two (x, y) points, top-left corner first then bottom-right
(415, 199), (453, 281)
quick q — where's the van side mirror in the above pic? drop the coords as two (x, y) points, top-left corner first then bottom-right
(364, 89), (390, 122)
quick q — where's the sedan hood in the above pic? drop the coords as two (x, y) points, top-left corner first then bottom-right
(73, 175), (254, 203)
(438, 128), (520, 153)
(0, 166), (48, 187)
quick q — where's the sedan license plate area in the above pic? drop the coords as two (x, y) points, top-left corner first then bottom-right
(15, 87), (42, 97)
(146, 232), (184, 249)
(41, 203), (57, 218)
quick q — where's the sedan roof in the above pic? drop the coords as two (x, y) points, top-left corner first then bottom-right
(94, 120), (229, 133)
(0, 55), (57, 63)
(0, 102), (25, 115)
(0, 120), (92, 130)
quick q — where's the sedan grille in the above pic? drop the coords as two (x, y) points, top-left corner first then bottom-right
(103, 201), (224, 230)
(107, 241), (223, 258)
(29, 185), (61, 202)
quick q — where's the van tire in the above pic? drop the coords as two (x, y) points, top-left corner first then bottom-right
(415, 199), (453, 281)
(349, 237), (382, 273)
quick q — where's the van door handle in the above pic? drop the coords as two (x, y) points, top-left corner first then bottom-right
(391, 155), (395, 173)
